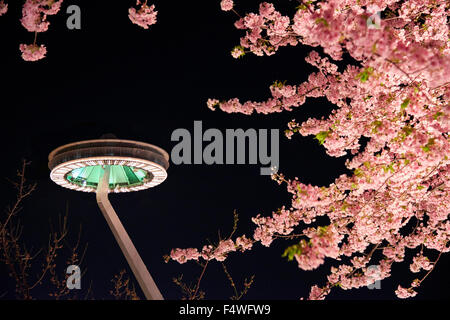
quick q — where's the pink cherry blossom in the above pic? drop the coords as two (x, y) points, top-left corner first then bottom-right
(220, 0), (234, 12)
(395, 285), (418, 299)
(0, 1), (7, 16)
(308, 285), (328, 300)
(410, 254), (433, 273)
(231, 46), (245, 59)
(21, 0), (63, 32)
(128, 1), (157, 29)
(19, 0), (63, 62)
(19, 43), (47, 61)
(169, 0), (450, 300)
(170, 247), (201, 264)
(236, 235), (253, 251)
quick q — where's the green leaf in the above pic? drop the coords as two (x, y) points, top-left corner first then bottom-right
(371, 43), (377, 53)
(421, 138), (435, 152)
(317, 226), (329, 236)
(273, 80), (286, 88)
(341, 201), (349, 211)
(296, 1), (312, 11)
(315, 130), (330, 145)
(388, 163), (395, 173)
(433, 111), (443, 120)
(371, 120), (382, 133)
(401, 98), (410, 110)
(282, 240), (307, 261)
(357, 67), (374, 83)
(382, 163), (395, 173)
(315, 18), (329, 27)
(297, 185), (307, 195)
(402, 125), (413, 136)
(354, 168), (363, 177)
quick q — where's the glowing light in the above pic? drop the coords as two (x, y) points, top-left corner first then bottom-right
(50, 157), (168, 193)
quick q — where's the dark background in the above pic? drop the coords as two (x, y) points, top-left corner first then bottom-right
(0, 0), (448, 300)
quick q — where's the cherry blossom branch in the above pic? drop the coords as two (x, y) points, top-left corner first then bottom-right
(191, 260), (209, 300)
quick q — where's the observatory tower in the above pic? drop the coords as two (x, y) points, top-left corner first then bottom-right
(48, 137), (169, 300)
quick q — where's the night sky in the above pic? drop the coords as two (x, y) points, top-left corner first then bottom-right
(0, 1), (448, 300)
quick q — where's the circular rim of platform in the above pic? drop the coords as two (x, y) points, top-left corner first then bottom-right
(48, 139), (169, 193)
(48, 139), (169, 162)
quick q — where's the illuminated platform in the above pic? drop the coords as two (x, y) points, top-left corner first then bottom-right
(48, 139), (169, 193)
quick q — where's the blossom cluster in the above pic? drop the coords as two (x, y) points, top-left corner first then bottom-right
(19, 0), (63, 62)
(170, 235), (253, 264)
(220, 0), (234, 12)
(21, 0), (63, 32)
(0, 1), (7, 16)
(172, 0), (450, 300)
(19, 43), (47, 62)
(294, 226), (342, 270)
(233, 2), (297, 57)
(128, 1), (157, 29)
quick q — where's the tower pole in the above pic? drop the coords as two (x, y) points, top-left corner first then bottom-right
(96, 165), (164, 300)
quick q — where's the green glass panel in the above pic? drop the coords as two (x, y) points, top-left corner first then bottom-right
(122, 166), (140, 185)
(66, 165), (149, 189)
